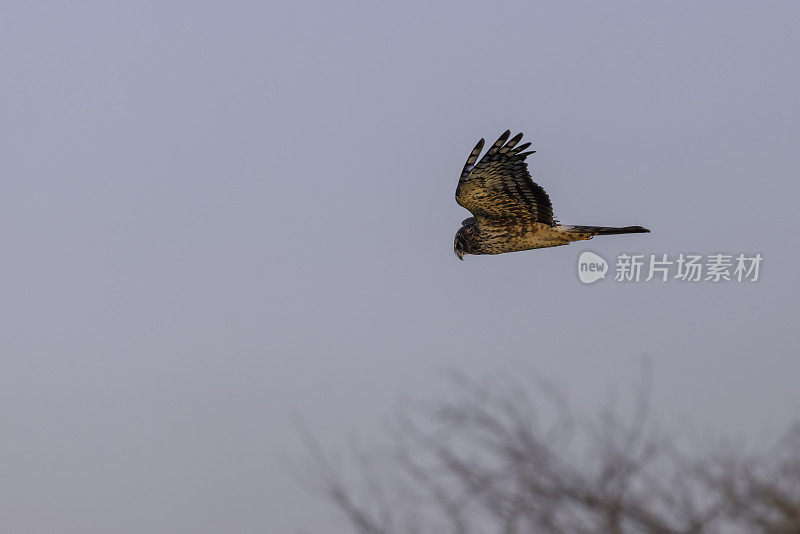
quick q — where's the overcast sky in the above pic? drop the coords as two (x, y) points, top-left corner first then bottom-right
(2, 1), (799, 532)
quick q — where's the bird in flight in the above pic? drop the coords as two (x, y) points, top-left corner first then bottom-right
(454, 130), (650, 260)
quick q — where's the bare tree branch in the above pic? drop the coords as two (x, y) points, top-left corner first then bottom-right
(300, 369), (800, 534)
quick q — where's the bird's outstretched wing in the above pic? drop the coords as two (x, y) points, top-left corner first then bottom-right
(456, 130), (555, 226)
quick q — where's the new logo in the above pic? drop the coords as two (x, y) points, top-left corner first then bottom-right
(578, 251), (608, 284)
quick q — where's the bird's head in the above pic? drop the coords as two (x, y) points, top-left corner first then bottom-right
(454, 223), (477, 260)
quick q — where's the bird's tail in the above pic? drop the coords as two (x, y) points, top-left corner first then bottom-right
(563, 225), (651, 236)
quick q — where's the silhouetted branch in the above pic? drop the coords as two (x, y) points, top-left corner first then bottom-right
(301, 369), (800, 534)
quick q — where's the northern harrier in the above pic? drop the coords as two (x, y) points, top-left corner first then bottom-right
(454, 130), (650, 260)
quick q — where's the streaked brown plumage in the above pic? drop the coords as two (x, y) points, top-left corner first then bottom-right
(454, 130), (650, 259)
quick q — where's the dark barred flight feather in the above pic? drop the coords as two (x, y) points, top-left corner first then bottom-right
(456, 129), (555, 226)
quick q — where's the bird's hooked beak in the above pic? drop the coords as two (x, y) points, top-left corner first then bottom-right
(455, 250), (464, 261)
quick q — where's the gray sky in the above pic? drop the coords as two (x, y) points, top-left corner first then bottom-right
(2, 1), (799, 532)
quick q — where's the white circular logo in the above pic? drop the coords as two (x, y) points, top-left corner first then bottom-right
(577, 251), (608, 284)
